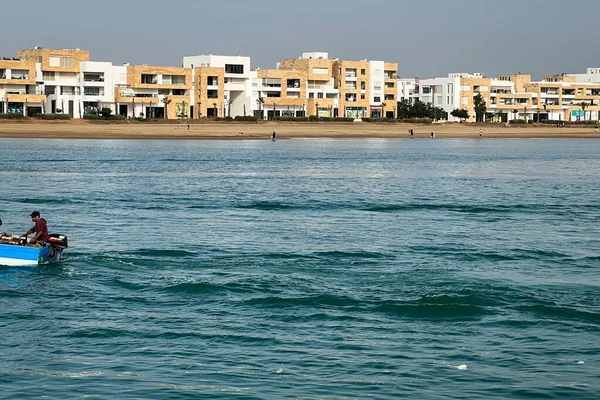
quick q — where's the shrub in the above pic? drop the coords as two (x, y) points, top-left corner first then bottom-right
(401, 118), (433, 124)
(272, 117), (309, 122)
(0, 113), (26, 119)
(39, 114), (71, 120)
(234, 116), (258, 122)
(83, 115), (124, 121)
(541, 120), (598, 126)
(509, 119), (527, 124)
(307, 116), (354, 122)
(362, 118), (397, 123)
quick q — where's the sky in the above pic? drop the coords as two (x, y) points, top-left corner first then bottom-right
(1, 0), (598, 80)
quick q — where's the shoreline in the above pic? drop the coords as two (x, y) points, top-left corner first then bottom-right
(0, 121), (599, 139)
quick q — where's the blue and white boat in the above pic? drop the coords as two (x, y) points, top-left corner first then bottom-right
(0, 234), (68, 266)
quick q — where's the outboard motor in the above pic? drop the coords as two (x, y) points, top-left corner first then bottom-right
(47, 234), (68, 262)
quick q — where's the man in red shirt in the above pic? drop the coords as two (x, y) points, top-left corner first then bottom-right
(24, 211), (49, 245)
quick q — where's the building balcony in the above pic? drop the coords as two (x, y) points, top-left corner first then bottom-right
(4, 93), (46, 103)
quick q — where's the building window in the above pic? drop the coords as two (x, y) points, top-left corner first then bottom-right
(361, 69), (366, 75)
(61, 57), (72, 67)
(225, 64), (244, 74)
(84, 87), (103, 96)
(207, 90), (219, 99)
(163, 75), (186, 85)
(317, 93), (323, 98)
(461, 96), (468, 105)
(207, 76), (218, 86)
(43, 71), (55, 81)
(141, 74), (157, 84)
(49, 57), (60, 67)
(374, 96), (381, 103)
(360, 93), (365, 100)
(312, 67), (328, 74)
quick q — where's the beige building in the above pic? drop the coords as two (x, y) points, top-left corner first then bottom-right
(0, 58), (44, 115)
(256, 69), (308, 118)
(116, 65), (192, 119)
(195, 67), (225, 118)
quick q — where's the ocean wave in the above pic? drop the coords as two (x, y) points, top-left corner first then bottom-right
(359, 203), (592, 214)
(312, 250), (393, 259)
(516, 304), (600, 325)
(9, 197), (88, 205)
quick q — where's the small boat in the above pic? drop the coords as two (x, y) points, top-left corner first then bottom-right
(0, 234), (68, 267)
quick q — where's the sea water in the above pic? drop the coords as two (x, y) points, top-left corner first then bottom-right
(0, 137), (599, 399)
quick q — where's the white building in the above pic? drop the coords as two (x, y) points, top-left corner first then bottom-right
(397, 78), (418, 103)
(183, 54), (251, 117)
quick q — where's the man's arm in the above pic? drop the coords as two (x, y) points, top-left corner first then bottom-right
(30, 231), (42, 244)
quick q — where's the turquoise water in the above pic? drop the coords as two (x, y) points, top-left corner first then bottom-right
(0, 137), (599, 399)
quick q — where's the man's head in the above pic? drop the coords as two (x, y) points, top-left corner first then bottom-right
(30, 211), (40, 221)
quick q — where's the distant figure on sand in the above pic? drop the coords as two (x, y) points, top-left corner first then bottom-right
(271, 131), (276, 141)
(430, 131), (435, 138)
(409, 128), (414, 137)
(479, 128), (483, 137)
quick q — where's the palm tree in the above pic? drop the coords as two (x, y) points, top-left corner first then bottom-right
(256, 96), (264, 119)
(162, 95), (171, 119)
(579, 101), (588, 121)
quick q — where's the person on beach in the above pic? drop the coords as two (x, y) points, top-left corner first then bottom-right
(271, 131), (276, 141)
(480, 128), (483, 137)
(410, 128), (414, 137)
(431, 131), (435, 138)
(23, 211), (49, 246)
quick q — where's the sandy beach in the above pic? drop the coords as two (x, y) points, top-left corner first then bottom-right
(0, 120), (599, 139)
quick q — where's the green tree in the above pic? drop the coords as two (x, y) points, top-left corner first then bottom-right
(451, 108), (470, 122)
(396, 99), (411, 119)
(473, 93), (487, 122)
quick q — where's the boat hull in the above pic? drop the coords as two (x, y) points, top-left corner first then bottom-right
(0, 243), (50, 266)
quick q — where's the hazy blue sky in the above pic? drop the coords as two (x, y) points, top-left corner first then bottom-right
(1, 0), (598, 79)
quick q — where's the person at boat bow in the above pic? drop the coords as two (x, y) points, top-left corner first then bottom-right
(23, 211), (49, 246)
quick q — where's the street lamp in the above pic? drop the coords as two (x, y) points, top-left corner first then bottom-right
(316, 102), (319, 118)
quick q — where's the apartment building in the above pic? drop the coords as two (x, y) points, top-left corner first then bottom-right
(369, 61), (398, 118)
(526, 75), (600, 121)
(253, 69), (308, 118)
(397, 78), (418, 103)
(116, 65), (192, 119)
(183, 55), (251, 117)
(332, 59), (371, 119)
(17, 48), (90, 117)
(79, 61), (126, 117)
(0, 57), (44, 115)
(279, 52), (337, 117)
(195, 67), (225, 118)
